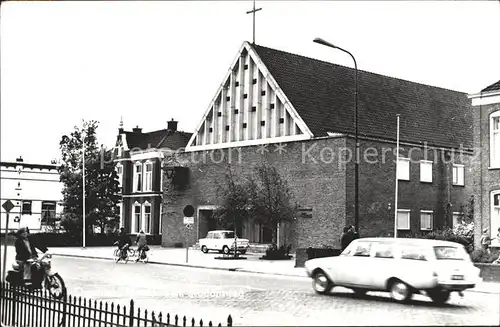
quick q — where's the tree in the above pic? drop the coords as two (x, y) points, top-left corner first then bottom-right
(248, 163), (298, 244)
(213, 166), (251, 235)
(58, 120), (121, 237)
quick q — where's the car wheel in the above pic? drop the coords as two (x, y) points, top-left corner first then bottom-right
(201, 246), (208, 254)
(389, 279), (412, 303)
(352, 288), (367, 296)
(312, 271), (333, 294)
(427, 290), (450, 305)
(222, 246), (230, 255)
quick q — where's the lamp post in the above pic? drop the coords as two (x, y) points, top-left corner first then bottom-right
(313, 37), (359, 232)
(82, 121), (86, 249)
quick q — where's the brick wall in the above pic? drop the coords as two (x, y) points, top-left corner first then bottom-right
(345, 138), (472, 238)
(472, 102), (500, 249)
(161, 137), (348, 250)
(160, 135), (473, 250)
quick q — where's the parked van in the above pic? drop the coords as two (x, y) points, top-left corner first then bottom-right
(304, 238), (481, 304)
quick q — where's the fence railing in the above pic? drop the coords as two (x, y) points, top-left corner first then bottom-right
(0, 281), (233, 327)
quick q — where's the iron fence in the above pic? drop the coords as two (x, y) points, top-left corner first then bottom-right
(0, 281), (233, 327)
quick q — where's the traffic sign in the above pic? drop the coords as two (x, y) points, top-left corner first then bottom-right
(183, 216), (194, 225)
(183, 205), (195, 217)
(2, 200), (14, 212)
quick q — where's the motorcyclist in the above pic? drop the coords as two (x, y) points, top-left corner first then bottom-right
(117, 227), (132, 259)
(14, 227), (48, 286)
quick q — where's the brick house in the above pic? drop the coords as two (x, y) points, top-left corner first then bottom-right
(160, 42), (474, 258)
(469, 80), (500, 249)
(114, 119), (192, 236)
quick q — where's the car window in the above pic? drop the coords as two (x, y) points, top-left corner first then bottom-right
(433, 246), (469, 261)
(223, 232), (235, 239)
(400, 245), (427, 261)
(213, 233), (221, 239)
(352, 242), (371, 257)
(373, 243), (394, 258)
(206, 233), (213, 239)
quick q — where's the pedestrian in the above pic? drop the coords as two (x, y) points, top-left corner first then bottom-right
(350, 225), (360, 240)
(135, 230), (147, 262)
(341, 226), (355, 251)
(480, 229), (491, 252)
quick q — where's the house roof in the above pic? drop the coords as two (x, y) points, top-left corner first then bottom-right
(252, 44), (473, 149)
(123, 129), (192, 151)
(482, 79), (500, 93)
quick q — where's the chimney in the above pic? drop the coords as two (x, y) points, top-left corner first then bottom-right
(118, 117), (124, 134)
(167, 118), (178, 132)
(132, 125), (142, 133)
(16, 156), (23, 163)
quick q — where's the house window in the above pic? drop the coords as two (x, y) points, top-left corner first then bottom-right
(41, 201), (56, 224)
(491, 191), (500, 241)
(397, 209), (410, 230)
(452, 164), (464, 186)
(116, 164), (123, 189)
(397, 158), (410, 181)
(491, 112), (500, 167)
(420, 161), (433, 183)
(117, 203), (123, 228)
(452, 212), (462, 228)
(143, 203), (152, 234)
(133, 204), (142, 233)
(144, 162), (153, 192)
(420, 211), (433, 231)
(134, 163), (142, 192)
(22, 200), (32, 215)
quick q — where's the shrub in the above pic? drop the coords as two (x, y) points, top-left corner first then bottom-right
(405, 225), (474, 253)
(262, 243), (292, 260)
(470, 249), (499, 263)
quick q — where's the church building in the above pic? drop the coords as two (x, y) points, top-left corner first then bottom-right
(159, 41), (474, 262)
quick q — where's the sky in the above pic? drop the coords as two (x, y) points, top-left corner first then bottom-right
(1, 1), (500, 164)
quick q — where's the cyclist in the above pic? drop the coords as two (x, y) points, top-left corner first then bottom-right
(117, 227), (132, 260)
(135, 230), (148, 262)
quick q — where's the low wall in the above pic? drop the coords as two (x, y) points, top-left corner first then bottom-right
(295, 247), (341, 267)
(475, 263), (500, 283)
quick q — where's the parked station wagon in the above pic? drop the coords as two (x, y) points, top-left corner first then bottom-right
(198, 230), (250, 255)
(304, 238), (481, 304)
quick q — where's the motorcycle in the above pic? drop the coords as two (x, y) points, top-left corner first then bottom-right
(6, 253), (67, 300)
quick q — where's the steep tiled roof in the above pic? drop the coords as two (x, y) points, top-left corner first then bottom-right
(482, 80), (500, 93)
(252, 44), (473, 149)
(124, 129), (192, 151)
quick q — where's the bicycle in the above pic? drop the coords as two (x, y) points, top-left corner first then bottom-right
(135, 245), (150, 264)
(113, 242), (135, 263)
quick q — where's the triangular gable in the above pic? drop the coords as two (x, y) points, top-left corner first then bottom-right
(185, 41), (313, 151)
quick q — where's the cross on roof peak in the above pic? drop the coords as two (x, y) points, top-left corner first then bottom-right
(246, 0), (262, 44)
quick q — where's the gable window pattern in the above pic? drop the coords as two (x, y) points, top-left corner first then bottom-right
(491, 112), (500, 168)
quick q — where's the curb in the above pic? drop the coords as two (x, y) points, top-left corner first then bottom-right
(53, 253), (499, 294)
(52, 252), (305, 276)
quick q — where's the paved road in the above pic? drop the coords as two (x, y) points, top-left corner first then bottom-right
(17, 255), (495, 326)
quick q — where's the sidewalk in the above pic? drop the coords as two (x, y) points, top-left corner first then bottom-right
(49, 245), (308, 277)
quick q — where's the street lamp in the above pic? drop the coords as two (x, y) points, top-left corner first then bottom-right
(82, 121), (86, 249)
(313, 37), (359, 233)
